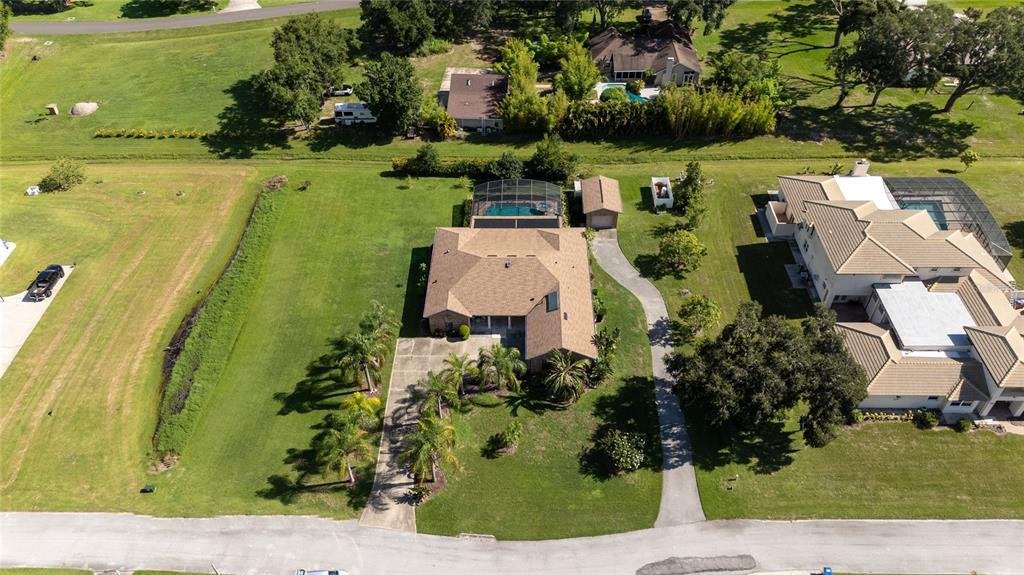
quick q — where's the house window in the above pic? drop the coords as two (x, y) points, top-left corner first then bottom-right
(929, 268), (938, 272)
(927, 396), (939, 400)
(802, 240), (809, 252)
(952, 267), (962, 272)
(546, 291), (559, 312)
(949, 400), (973, 407)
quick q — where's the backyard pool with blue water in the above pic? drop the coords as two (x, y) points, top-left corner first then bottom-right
(899, 200), (948, 230)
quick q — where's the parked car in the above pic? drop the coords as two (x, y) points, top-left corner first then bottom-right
(334, 102), (377, 126)
(327, 84), (354, 97)
(293, 570), (349, 575)
(28, 265), (64, 302)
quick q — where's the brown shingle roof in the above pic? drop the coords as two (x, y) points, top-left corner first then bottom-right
(446, 74), (507, 121)
(587, 23), (701, 75)
(424, 227), (597, 361)
(581, 176), (623, 215)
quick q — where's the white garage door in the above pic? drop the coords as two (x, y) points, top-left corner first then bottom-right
(591, 214), (615, 229)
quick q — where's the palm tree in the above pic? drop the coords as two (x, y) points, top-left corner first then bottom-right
(336, 332), (387, 393)
(440, 352), (478, 396)
(314, 417), (372, 484)
(418, 371), (460, 418)
(477, 343), (527, 394)
(340, 391), (384, 431)
(543, 349), (591, 405)
(360, 300), (400, 354)
(400, 415), (458, 484)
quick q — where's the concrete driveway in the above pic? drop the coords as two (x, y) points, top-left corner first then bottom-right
(359, 335), (497, 532)
(0, 265), (74, 379)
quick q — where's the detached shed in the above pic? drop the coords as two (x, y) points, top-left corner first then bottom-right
(580, 176), (623, 229)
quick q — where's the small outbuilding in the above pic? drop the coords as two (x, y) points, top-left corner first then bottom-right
(579, 176), (623, 229)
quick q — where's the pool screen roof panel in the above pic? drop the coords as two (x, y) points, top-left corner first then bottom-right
(471, 179), (563, 217)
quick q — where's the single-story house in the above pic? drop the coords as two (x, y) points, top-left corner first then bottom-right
(587, 21), (701, 85)
(578, 176), (623, 230)
(423, 227), (598, 372)
(445, 73), (507, 133)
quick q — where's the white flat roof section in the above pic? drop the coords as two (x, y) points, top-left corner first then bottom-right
(834, 176), (898, 210)
(875, 281), (976, 350)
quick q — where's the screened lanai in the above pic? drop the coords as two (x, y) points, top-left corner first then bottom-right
(470, 179), (563, 229)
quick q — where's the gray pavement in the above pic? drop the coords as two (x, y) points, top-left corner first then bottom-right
(2, 512), (1022, 575)
(359, 335), (496, 532)
(11, 0), (359, 36)
(591, 231), (705, 526)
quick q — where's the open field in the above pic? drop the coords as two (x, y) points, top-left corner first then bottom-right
(0, 163), (258, 512)
(416, 264), (662, 540)
(3, 2), (1021, 163)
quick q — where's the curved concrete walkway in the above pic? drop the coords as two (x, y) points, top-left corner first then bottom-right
(591, 230), (705, 526)
(11, 0), (358, 36)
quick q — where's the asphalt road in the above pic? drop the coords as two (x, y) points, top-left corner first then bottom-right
(2, 513), (1023, 575)
(10, 1), (360, 36)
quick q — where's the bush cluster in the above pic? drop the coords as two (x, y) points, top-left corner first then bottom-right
(155, 189), (283, 453)
(94, 128), (207, 139)
(913, 410), (939, 429)
(458, 324), (470, 340)
(494, 420), (523, 451)
(598, 429), (646, 473)
(953, 418), (973, 433)
(393, 138), (578, 184)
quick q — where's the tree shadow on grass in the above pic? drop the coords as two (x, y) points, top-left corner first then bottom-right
(504, 384), (566, 416)
(735, 242), (814, 319)
(685, 409), (798, 475)
(1004, 221), (1024, 250)
(307, 121), (395, 152)
(400, 246), (433, 338)
(579, 376), (662, 481)
(120, 0), (216, 18)
(778, 102), (977, 162)
(274, 339), (360, 415)
(202, 75), (292, 159)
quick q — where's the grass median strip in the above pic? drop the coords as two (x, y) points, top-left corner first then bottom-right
(156, 186), (282, 454)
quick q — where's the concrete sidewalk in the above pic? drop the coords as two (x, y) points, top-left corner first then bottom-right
(359, 335), (495, 532)
(591, 231), (705, 526)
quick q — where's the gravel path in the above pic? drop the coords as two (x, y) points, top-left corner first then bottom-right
(591, 230), (705, 526)
(11, 0), (358, 36)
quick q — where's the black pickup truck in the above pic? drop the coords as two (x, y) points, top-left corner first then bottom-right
(28, 265), (64, 302)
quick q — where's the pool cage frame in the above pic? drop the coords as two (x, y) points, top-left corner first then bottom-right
(883, 177), (1014, 272)
(471, 179), (563, 219)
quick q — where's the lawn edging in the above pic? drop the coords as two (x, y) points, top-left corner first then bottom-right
(154, 186), (282, 454)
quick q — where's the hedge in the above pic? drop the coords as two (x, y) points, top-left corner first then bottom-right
(154, 187), (282, 453)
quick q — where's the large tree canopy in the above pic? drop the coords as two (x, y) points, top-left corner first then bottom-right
(359, 0), (434, 55)
(824, 0), (902, 48)
(667, 0), (736, 36)
(937, 6), (1024, 112)
(355, 53), (423, 132)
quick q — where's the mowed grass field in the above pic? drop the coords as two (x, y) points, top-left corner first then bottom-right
(417, 264), (662, 540)
(0, 163), (258, 511)
(3, 1), (1021, 163)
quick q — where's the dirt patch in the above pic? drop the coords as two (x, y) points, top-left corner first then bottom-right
(148, 452), (179, 474)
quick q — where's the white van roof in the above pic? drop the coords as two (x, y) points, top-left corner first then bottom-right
(335, 102), (369, 112)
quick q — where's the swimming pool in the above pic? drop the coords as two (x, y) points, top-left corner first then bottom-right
(899, 200), (948, 230)
(485, 203), (551, 216)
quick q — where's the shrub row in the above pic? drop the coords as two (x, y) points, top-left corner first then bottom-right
(94, 128), (208, 139)
(392, 156), (492, 179)
(556, 86), (776, 141)
(154, 187), (283, 453)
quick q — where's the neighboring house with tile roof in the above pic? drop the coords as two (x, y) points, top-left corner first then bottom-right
(767, 164), (1022, 418)
(578, 176), (623, 229)
(588, 21), (701, 85)
(423, 227), (597, 372)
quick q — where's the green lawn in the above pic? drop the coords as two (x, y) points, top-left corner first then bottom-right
(416, 263), (662, 540)
(3, 1), (1021, 163)
(691, 409), (1024, 519)
(0, 163), (258, 512)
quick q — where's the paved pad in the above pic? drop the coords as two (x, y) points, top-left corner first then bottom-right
(359, 335), (497, 532)
(0, 265), (74, 379)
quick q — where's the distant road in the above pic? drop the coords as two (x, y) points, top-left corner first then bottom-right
(11, 0), (359, 36)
